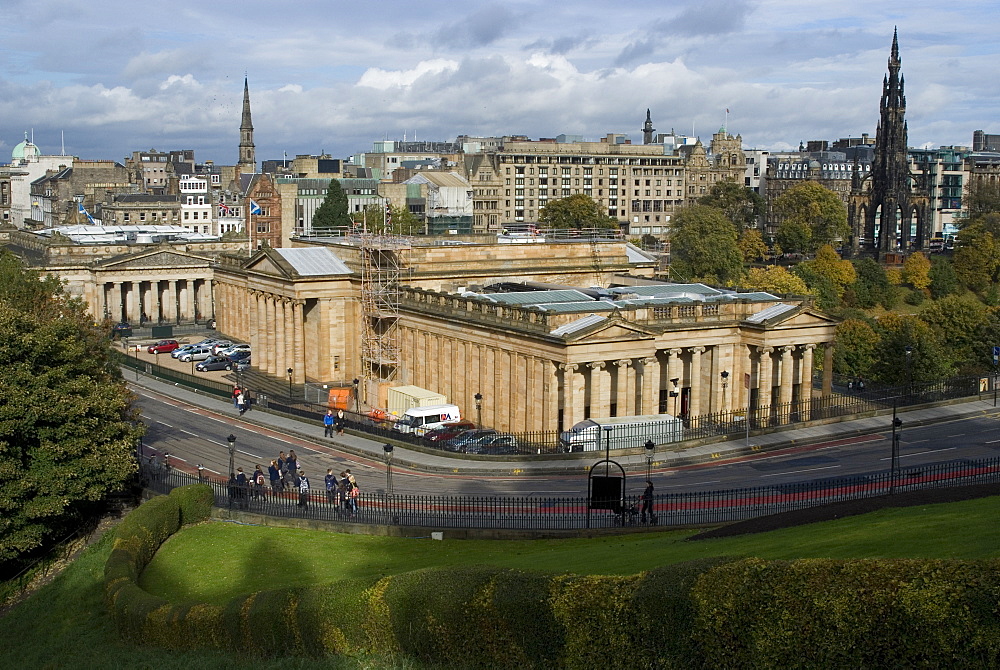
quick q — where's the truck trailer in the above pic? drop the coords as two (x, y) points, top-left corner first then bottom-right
(559, 414), (685, 452)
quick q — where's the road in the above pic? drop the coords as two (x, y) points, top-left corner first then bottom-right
(134, 385), (1000, 498)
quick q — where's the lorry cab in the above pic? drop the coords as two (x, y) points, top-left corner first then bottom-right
(393, 404), (462, 436)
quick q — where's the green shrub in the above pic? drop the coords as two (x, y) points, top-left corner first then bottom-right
(691, 558), (1000, 668)
(170, 484), (215, 526)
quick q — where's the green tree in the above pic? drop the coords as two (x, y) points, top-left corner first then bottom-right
(918, 294), (992, 374)
(0, 250), (142, 568)
(797, 245), (856, 298)
(668, 205), (744, 284)
(952, 226), (1000, 291)
(538, 193), (618, 230)
(871, 313), (949, 385)
(833, 318), (879, 378)
(350, 203), (424, 235)
(742, 266), (809, 295)
(311, 179), (352, 233)
(387, 204), (423, 235)
(774, 220), (812, 255)
(963, 179), (1000, 219)
(928, 257), (961, 299)
(738, 228), (769, 264)
(698, 181), (764, 232)
(848, 258), (893, 310)
(774, 182), (849, 253)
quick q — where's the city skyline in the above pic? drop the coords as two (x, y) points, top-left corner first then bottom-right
(2, 1), (997, 164)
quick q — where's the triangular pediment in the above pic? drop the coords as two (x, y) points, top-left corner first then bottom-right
(558, 315), (657, 342)
(99, 249), (210, 270)
(244, 248), (296, 278)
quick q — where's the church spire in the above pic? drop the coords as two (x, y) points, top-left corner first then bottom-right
(238, 76), (256, 174)
(641, 109), (656, 145)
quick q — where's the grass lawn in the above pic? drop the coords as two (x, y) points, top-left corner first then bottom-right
(2, 495), (997, 669)
(141, 495), (1000, 605)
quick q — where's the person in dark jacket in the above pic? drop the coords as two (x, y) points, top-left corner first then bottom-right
(297, 470), (310, 508)
(640, 480), (656, 525)
(268, 460), (282, 494)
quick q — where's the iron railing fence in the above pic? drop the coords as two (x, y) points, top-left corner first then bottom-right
(140, 455), (1000, 531)
(116, 350), (983, 457)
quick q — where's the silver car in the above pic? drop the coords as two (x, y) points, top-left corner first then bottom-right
(178, 345), (214, 362)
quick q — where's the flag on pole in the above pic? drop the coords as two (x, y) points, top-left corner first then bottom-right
(78, 202), (97, 225)
(219, 203), (233, 216)
(249, 199), (262, 215)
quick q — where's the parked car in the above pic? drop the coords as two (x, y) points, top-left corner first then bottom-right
(171, 344), (198, 359)
(443, 429), (498, 453)
(232, 356), (251, 372)
(423, 420), (477, 443)
(146, 339), (180, 354)
(226, 350), (251, 363)
(178, 345), (214, 362)
(216, 343), (251, 358)
(462, 434), (519, 455)
(195, 355), (234, 372)
(111, 322), (132, 338)
(210, 341), (234, 355)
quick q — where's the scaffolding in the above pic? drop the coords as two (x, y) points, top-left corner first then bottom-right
(357, 213), (410, 388)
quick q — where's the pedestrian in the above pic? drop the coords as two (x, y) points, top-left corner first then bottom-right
(277, 451), (287, 474)
(236, 467), (248, 509)
(284, 450), (299, 490)
(227, 472), (238, 507)
(336, 408), (347, 436)
(325, 468), (337, 504)
(338, 471), (350, 514)
(268, 459), (282, 494)
(253, 464), (266, 502)
(232, 386), (241, 409)
(297, 470), (310, 508)
(348, 477), (360, 514)
(323, 410), (335, 438)
(640, 480), (656, 525)
(346, 468), (356, 489)
(236, 390), (246, 415)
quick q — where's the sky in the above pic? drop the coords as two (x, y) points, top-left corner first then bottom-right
(2, 0), (998, 165)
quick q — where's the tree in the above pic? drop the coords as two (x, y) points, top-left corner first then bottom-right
(538, 193), (618, 230)
(698, 181), (764, 232)
(668, 205), (744, 285)
(963, 179), (1000, 220)
(738, 228), (769, 264)
(952, 227), (1000, 291)
(311, 179), (352, 233)
(773, 182), (849, 253)
(928, 257), (961, 299)
(774, 220), (812, 255)
(833, 318), (880, 379)
(387, 205), (423, 235)
(901, 252), (931, 290)
(848, 258), (893, 310)
(918, 294), (992, 374)
(871, 313), (949, 385)
(0, 250), (142, 568)
(742, 266), (809, 295)
(797, 245), (856, 297)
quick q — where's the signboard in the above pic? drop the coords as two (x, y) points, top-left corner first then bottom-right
(589, 476), (623, 511)
(993, 345), (1000, 366)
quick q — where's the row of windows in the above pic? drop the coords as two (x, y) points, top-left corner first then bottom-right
(505, 165), (684, 175)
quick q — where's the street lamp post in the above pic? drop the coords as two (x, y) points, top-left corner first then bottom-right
(383, 443), (394, 495)
(890, 402), (902, 494)
(353, 378), (360, 412)
(287, 368), (293, 399)
(669, 377), (680, 417)
(603, 424), (614, 476)
(227, 434), (236, 479)
(904, 345), (913, 400)
(644, 439), (654, 481)
(474, 392), (483, 428)
(720, 371), (730, 414)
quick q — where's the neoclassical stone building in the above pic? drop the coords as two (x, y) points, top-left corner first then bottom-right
(212, 238), (836, 433)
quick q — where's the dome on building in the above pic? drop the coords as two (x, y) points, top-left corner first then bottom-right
(12, 134), (40, 161)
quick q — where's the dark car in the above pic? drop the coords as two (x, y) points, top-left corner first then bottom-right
(195, 355), (233, 372)
(226, 350), (251, 363)
(146, 339), (180, 354)
(111, 322), (132, 338)
(462, 434), (519, 455)
(423, 420), (478, 443)
(443, 429), (497, 452)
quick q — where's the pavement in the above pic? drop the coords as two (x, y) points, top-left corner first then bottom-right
(126, 367), (998, 477)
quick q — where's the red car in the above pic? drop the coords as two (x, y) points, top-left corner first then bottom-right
(423, 420), (477, 443)
(147, 339), (180, 354)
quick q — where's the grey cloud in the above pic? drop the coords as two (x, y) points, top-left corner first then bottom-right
(433, 5), (521, 48)
(668, 0), (755, 36)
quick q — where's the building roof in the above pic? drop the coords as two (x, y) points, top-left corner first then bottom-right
(745, 303), (798, 323)
(550, 314), (608, 336)
(404, 172), (470, 188)
(274, 247), (351, 276)
(485, 290), (593, 305)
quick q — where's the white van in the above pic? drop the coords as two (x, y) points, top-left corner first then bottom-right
(393, 404), (462, 436)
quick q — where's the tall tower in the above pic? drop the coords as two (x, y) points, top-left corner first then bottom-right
(237, 77), (256, 174)
(861, 29), (929, 255)
(641, 109), (656, 145)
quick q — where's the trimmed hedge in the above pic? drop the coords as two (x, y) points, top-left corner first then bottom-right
(104, 496), (1000, 668)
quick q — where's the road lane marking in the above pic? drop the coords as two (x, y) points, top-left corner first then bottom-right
(878, 447), (956, 461)
(661, 480), (721, 488)
(761, 465), (840, 478)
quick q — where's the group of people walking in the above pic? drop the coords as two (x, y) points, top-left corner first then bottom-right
(323, 409), (347, 437)
(226, 448), (360, 514)
(231, 386), (251, 415)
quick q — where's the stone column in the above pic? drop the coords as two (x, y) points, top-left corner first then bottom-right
(757, 346), (774, 423)
(666, 348), (682, 415)
(561, 363), (581, 428)
(123, 281), (136, 323)
(640, 356), (659, 415)
(483, 346), (496, 428)
(823, 343), (834, 396)
(779, 345), (795, 423)
(614, 359), (632, 417)
(167, 280), (178, 323)
(589, 361), (609, 418)
(800, 344), (816, 420)
(543, 359), (559, 433)
(111, 282), (123, 322)
(688, 346), (705, 421)
(185, 279), (196, 323)
(276, 298), (288, 378)
(292, 300), (305, 384)
(94, 282), (107, 321)
(265, 295), (276, 375)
